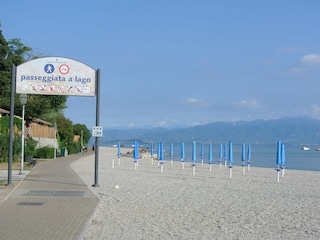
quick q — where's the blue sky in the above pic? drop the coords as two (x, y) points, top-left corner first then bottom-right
(2, 0), (320, 129)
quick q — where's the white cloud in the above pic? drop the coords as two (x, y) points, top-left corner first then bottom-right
(128, 122), (137, 128)
(235, 99), (261, 109)
(155, 119), (176, 127)
(288, 53), (320, 74)
(300, 54), (320, 66)
(182, 98), (209, 107)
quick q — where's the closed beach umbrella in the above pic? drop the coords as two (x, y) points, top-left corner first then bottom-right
(247, 143), (252, 171)
(276, 141), (282, 166)
(242, 143), (245, 161)
(281, 143), (285, 166)
(180, 143), (185, 161)
(219, 144), (223, 159)
(201, 144), (204, 159)
(117, 142), (121, 157)
(224, 143), (228, 160)
(209, 143), (213, 163)
(281, 143), (286, 178)
(228, 141), (233, 178)
(158, 142), (161, 160)
(229, 141), (233, 164)
(192, 141), (196, 162)
(170, 143), (174, 158)
(276, 141), (282, 182)
(247, 144), (251, 161)
(150, 142), (154, 157)
(134, 141), (139, 161)
(160, 141), (164, 161)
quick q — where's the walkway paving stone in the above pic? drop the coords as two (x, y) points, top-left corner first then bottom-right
(0, 153), (99, 240)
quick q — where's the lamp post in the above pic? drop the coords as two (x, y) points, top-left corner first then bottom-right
(54, 122), (57, 159)
(19, 94), (27, 175)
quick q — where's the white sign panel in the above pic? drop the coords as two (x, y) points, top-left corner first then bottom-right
(16, 57), (96, 96)
(92, 126), (103, 137)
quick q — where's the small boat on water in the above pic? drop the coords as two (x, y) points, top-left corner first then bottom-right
(302, 146), (310, 151)
(316, 148), (320, 152)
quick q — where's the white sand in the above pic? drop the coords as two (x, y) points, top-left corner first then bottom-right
(72, 147), (320, 240)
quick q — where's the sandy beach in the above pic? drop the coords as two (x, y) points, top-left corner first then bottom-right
(71, 147), (320, 240)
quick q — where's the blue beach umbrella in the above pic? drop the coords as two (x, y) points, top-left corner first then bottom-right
(200, 143), (204, 165)
(208, 143), (213, 164)
(219, 144), (223, 159)
(180, 143), (185, 161)
(157, 142), (161, 160)
(275, 141), (282, 181)
(228, 141), (233, 178)
(242, 143), (245, 161)
(170, 143), (174, 158)
(247, 144), (251, 161)
(134, 141), (139, 161)
(117, 142), (121, 157)
(276, 141), (282, 166)
(192, 141), (196, 163)
(229, 141), (233, 164)
(224, 143), (228, 160)
(150, 142), (154, 157)
(160, 141), (164, 161)
(201, 144), (204, 159)
(281, 143), (285, 166)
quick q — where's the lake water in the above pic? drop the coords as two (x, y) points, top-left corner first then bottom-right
(92, 139), (320, 172)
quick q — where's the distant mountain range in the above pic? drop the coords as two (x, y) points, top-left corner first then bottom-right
(100, 117), (320, 145)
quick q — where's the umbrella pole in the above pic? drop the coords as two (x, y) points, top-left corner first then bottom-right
(242, 161), (245, 174)
(112, 159), (115, 169)
(275, 166), (280, 182)
(229, 166), (233, 179)
(118, 157), (121, 165)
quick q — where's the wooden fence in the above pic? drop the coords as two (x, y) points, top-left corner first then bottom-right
(27, 122), (56, 139)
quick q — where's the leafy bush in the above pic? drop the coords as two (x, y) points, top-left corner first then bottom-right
(35, 146), (54, 159)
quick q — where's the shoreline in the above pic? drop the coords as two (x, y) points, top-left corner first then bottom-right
(72, 147), (320, 240)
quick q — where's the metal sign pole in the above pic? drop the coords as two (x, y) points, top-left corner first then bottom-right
(93, 69), (100, 187)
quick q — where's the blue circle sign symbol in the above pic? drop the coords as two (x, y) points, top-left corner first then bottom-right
(44, 64), (54, 73)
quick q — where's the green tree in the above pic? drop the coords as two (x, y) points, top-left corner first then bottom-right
(56, 115), (73, 148)
(0, 25), (68, 121)
(73, 123), (91, 145)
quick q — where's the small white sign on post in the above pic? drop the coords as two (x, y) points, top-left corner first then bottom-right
(92, 126), (103, 137)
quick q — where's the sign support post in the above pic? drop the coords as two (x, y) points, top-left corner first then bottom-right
(93, 69), (100, 187)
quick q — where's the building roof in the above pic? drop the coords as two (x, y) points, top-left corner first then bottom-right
(0, 108), (10, 114)
(31, 118), (52, 126)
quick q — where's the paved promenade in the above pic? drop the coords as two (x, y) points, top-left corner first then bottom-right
(0, 153), (99, 240)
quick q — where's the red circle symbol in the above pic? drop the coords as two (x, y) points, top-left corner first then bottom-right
(59, 64), (70, 74)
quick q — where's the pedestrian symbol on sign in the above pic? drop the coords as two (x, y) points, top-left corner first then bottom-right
(44, 64), (54, 73)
